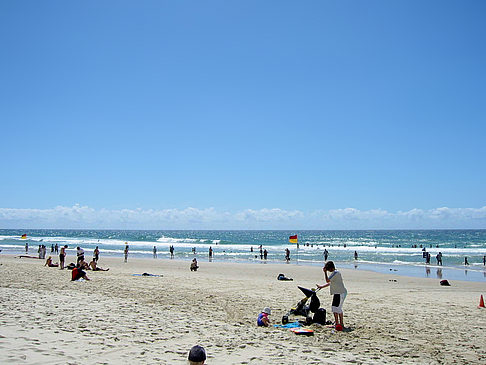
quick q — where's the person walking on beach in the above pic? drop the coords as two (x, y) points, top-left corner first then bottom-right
(354, 251), (358, 260)
(324, 249), (329, 261)
(25, 241), (28, 253)
(59, 245), (67, 269)
(153, 246), (157, 258)
(259, 245), (263, 260)
(317, 261), (347, 330)
(285, 248), (290, 262)
(55, 243), (58, 254)
(170, 245), (174, 258)
(124, 243), (129, 263)
(209, 246), (213, 259)
(483, 255), (486, 266)
(464, 257), (469, 266)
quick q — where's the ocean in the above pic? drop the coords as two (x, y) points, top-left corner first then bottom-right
(1, 229), (485, 282)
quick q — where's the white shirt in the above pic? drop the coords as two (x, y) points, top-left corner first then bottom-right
(328, 270), (347, 295)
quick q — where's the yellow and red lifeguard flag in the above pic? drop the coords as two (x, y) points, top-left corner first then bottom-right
(21, 234), (27, 239)
(289, 235), (298, 244)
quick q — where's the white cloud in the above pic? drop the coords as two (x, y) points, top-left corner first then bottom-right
(0, 205), (485, 229)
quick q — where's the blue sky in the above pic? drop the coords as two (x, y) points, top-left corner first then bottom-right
(0, 1), (485, 229)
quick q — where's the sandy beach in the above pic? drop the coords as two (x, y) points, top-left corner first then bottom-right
(1, 254), (485, 364)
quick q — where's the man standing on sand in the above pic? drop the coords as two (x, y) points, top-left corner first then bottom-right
(153, 246), (157, 258)
(124, 243), (129, 263)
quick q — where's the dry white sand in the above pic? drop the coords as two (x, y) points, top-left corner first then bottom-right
(1, 254), (485, 364)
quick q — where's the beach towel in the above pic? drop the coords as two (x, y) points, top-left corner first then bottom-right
(273, 321), (301, 328)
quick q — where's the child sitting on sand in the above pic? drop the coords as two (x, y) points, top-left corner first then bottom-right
(190, 258), (199, 271)
(317, 261), (347, 330)
(257, 307), (271, 327)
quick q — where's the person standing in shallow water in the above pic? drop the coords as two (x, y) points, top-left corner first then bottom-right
(124, 243), (129, 263)
(153, 246), (157, 258)
(285, 248), (290, 262)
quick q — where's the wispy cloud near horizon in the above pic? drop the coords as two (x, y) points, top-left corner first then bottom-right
(0, 205), (485, 230)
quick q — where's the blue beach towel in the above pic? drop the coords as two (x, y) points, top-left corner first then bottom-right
(273, 321), (302, 328)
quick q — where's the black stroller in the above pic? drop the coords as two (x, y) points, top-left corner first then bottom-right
(282, 286), (326, 325)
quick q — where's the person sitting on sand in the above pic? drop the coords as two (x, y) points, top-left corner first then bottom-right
(257, 307), (271, 327)
(71, 264), (90, 281)
(44, 256), (59, 267)
(89, 259), (109, 271)
(190, 258), (199, 271)
(317, 260), (347, 330)
(77, 259), (90, 270)
(188, 345), (206, 364)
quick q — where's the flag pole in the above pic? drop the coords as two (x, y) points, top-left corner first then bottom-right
(296, 235), (299, 265)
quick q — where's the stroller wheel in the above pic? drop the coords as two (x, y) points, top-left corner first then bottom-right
(282, 315), (289, 324)
(305, 315), (313, 325)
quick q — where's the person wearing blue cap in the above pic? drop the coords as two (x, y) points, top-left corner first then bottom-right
(188, 345), (206, 364)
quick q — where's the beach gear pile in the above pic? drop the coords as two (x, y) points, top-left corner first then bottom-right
(281, 286), (327, 326)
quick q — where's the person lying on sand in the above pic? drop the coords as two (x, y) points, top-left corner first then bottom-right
(89, 259), (109, 271)
(44, 256), (59, 267)
(277, 273), (293, 281)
